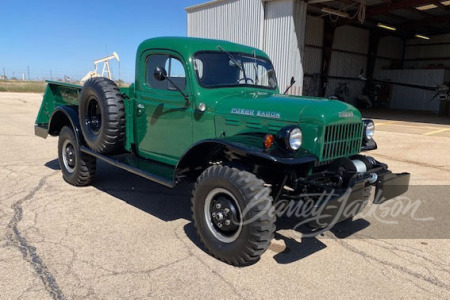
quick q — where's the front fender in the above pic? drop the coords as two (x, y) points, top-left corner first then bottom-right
(176, 133), (317, 176)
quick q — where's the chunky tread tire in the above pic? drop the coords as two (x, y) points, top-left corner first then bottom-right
(79, 77), (125, 154)
(192, 165), (275, 266)
(58, 126), (96, 186)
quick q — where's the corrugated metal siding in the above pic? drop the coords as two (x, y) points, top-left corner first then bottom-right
(324, 25), (369, 104)
(305, 15), (323, 47)
(187, 0), (307, 95)
(404, 33), (450, 69)
(373, 58), (393, 78)
(263, 0), (305, 95)
(304, 47), (321, 74)
(403, 60), (450, 69)
(303, 15), (323, 96)
(405, 45), (450, 60)
(187, 0), (263, 48)
(373, 36), (403, 79)
(333, 25), (369, 54)
(329, 51), (366, 78)
(378, 36), (404, 59)
(377, 69), (445, 112)
(328, 50), (367, 105)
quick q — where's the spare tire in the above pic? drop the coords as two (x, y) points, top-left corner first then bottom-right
(79, 77), (125, 154)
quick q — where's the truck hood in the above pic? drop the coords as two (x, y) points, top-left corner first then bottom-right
(214, 91), (362, 125)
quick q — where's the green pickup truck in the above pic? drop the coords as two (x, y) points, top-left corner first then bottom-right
(35, 37), (409, 266)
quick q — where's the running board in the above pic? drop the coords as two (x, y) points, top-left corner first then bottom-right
(81, 146), (175, 188)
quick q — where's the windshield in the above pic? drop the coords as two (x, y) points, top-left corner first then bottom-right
(193, 51), (278, 90)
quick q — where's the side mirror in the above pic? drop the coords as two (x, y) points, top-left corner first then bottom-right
(154, 67), (167, 81)
(284, 76), (296, 94)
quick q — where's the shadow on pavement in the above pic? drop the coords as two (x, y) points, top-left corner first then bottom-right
(45, 158), (372, 265)
(45, 159), (61, 170)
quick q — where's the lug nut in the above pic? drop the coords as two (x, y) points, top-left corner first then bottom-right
(217, 223), (223, 228)
(215, 203), (221, 209)
(225, 220), (230, 226)
(224, 208), (230, 213)
(212, 212), (216, 218)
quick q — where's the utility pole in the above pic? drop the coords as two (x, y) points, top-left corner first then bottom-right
(27, 65), (30, 81)
(2, 67), (5, 79)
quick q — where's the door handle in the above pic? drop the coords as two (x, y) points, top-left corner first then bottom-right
(137, 103), (144, 116)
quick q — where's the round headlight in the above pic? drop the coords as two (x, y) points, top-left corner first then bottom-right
(289, 128), (302, 150)
(365, 121), (375, 140)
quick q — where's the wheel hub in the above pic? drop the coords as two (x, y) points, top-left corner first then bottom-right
(62, 139), (76, 173)
(86, 97), (102, 134)
(65, 146), (75, 166)
(210, 195), (239, 233)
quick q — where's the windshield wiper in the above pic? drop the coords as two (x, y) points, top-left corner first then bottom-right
(217, 45), (248, 83)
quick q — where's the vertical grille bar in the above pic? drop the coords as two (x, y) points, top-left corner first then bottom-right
(321, 122), (363, 162)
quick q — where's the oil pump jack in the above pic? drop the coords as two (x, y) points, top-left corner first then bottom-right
(80, 52), (120, 84)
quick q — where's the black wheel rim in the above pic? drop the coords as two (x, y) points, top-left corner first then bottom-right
(204, 188), (242, 243)
(86, 97), (101, 134)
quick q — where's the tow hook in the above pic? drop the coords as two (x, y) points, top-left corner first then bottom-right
(368, 173), (378, 184)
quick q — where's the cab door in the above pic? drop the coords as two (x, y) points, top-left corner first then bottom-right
(135, 51), (193, 166)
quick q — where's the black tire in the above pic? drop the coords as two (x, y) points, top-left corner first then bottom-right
(192, 165), (275, 266)
(79, 77), (125, 154)
(58, 126), (96, 186)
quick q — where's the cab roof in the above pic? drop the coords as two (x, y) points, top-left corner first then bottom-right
(136, 37), (269, 60)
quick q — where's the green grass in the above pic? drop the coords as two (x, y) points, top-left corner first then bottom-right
(0, 80), (47, 93)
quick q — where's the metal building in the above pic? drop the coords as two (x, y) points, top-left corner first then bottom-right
(186, 0), (307, 95)
(187, 0), (450, 114)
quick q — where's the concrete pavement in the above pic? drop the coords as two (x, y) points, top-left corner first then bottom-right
(1, 92), (449, 299)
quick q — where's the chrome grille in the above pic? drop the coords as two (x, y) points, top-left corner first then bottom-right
(321, 122), (364, 161)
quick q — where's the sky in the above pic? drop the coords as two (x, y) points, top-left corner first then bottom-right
(0, 0), (206, 82)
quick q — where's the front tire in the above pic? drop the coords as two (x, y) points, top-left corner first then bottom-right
(192, 165), (275, 266)
(58, 126), (96, 186)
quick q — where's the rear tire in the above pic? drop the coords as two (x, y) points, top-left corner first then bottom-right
(79, 77), (125, 154)
(58, 126), (96, 186)
(192, 165), (275, 266)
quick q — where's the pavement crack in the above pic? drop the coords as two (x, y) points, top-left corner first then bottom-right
(374, 153), (450, 172)
(332, 237), (450, 295)
(5, 173), (66, 300)
(173, 223), (244, 298)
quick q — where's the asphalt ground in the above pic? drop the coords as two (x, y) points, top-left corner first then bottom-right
(1, 92), (449, 299)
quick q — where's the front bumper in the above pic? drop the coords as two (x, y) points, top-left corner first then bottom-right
(289, 158), (410, 227)
(375, 171), (410, 204)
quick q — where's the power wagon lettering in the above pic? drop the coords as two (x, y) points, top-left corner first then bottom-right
(231, 108), (281, 119)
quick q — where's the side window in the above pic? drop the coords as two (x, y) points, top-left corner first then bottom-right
(146, 54), (186, 91)
(165, 57), (186, 91)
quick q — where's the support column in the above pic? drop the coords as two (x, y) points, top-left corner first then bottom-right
(366, 31), (381, 81)
(320, 20), (335, 97)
